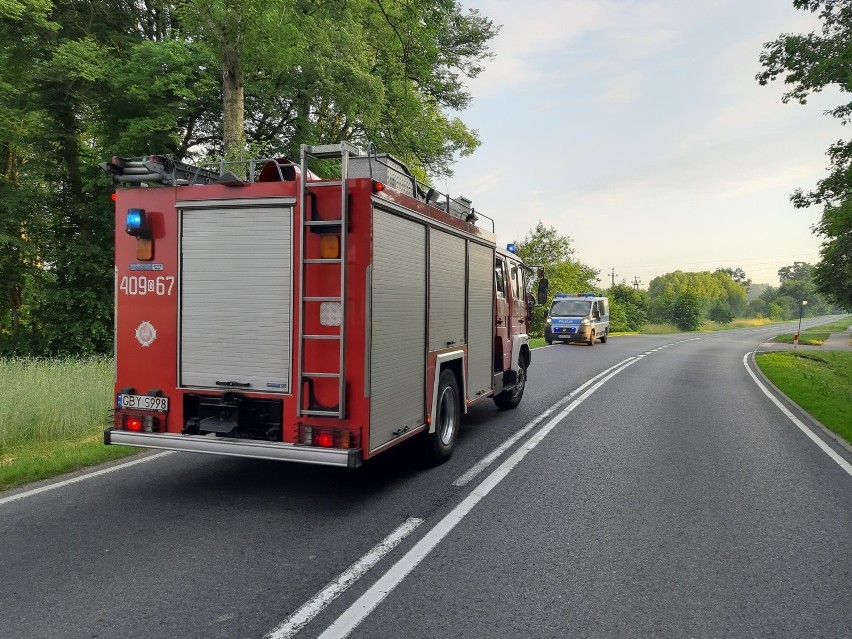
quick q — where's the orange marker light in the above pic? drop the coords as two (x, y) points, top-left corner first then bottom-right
(320, 235), (340, 259)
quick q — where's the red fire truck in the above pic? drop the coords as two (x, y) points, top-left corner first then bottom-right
(102, 142), (547, 468)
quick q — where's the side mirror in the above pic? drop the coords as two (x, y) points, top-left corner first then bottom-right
(537, 277), (549, 305)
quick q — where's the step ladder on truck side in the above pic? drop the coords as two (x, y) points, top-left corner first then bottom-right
(296, 142), (361, 420)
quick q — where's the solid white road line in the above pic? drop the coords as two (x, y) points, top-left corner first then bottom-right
(0, 451), (174, 506)
(452, 357), (636, 487)
(317, 357), (639, 639)
(744, 352), (852, 478)
(264, 518), (423, 639)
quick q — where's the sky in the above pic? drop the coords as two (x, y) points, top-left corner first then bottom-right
(444, 0), (842, 288)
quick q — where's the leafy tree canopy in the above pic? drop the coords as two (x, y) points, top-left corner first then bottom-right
(0, 0), (501, 355)
(757, 0), (852, 309)
(515, 221), (599, 337)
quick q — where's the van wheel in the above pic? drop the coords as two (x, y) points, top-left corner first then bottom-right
(545, 338), (553, 345)
(588, 330), (595, 346)
(494, 359), (527, 410)
(427, 369), (460, 464)
(600, 329), (608, 344)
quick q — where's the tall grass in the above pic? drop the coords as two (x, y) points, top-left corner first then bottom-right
(0, 356), (114, 449)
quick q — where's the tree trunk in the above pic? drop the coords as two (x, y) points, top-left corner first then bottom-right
(222, 42), (245, 160)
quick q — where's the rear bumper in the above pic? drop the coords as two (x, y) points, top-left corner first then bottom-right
(105, 429), (362, 468)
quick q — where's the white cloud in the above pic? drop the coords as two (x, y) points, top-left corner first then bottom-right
(449, 0), (839, 286)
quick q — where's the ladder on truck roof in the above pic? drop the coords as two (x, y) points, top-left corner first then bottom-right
(296, 142), (361, 419)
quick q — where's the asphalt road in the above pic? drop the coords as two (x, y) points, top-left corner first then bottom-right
(1, 319), (850, 639)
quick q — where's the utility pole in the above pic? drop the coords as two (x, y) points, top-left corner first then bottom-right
(632, 276), (641, 290)
(610, 267), (618, 287)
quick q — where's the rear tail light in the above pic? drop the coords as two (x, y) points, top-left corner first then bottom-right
(118, 413), (160, 433)
(300, 425), (359, 449)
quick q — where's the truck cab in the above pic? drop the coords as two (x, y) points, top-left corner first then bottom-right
(545, 293), (609, 346)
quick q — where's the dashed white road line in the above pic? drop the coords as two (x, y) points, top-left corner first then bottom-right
(744, 352), (852, 478)
(316, 357), (639, 639)
(264, 517), (423, 639)
(0, 451), (174, 506)
(453, 357), (635, 487)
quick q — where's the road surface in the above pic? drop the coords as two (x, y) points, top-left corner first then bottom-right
(1, 319), (850, 638)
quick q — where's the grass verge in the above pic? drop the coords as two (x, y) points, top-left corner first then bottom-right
(0, 436), (137, 490)
(755, 351), (852, 445)
(0, 356), (139, 492)
(772, 333), (828, 346)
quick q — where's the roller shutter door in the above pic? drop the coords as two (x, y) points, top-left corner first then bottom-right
(429, 230), (466, 351)
(467, 242), (494, 399)
(180, 204), (292, 392)
(369, 209), (427, 450)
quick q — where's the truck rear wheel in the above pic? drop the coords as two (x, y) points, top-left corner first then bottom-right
(494, 359), (527, 410)
(600, 329), (608, 343)
(427, 369), (460, 463)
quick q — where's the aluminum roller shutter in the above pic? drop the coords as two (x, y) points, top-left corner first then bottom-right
(369, 209), (426, 451)
(467, 242), (494, 399)
(429, 230), (466, 352)
(180, 205), (292, 392)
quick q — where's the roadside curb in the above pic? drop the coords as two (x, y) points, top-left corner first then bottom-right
(749, 350), (852, 459)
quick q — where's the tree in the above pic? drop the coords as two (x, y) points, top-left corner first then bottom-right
(745, 261), (838, 319)
(608, 283), (649, 332)
(708, 300), (735, 324)
(671, 291), (703, 331)
(777, 261), (813, 283)
(757, 1), (852, 309)
(715, 266), (751, 288)
(514, 221), (599, 336)
(647, 270), (747, 323)
(178, 0), (499, 170)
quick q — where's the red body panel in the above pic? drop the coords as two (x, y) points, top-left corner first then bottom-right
(113, 169), (525, 465)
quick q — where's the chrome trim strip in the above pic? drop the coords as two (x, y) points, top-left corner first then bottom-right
(364, 265), (372, 397)
(371, 198), (497, 247)
(176, 197), (297, 209)
(106, 431), (361, 468)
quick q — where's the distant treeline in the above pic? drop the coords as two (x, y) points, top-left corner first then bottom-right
(608, 261), (841, 332)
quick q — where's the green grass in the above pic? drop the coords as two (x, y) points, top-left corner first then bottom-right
(773, 333), (828, 346)
(805, 316), (852, 332)
(755, 352), (852, 445)
(700, 318), (782, 331)
(0, 356), (138, 491)
(638, 322), (682, 334)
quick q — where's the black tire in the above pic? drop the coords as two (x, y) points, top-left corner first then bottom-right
(545, 338), (553, 345)
(493, 357), (527, 410)
(600, 329), (608, 344)
(427, 369), (460, 463)
(588, 330), (595, 346)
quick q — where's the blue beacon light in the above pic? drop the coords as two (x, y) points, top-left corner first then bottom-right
(125, 209), (149, 237)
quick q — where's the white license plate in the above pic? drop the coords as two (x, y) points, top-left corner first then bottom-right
(118, 394), (169, 412)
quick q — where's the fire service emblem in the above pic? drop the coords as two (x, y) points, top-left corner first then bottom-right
(135, 321), (157, 347)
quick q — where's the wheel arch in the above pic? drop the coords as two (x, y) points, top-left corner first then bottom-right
(429, 351), (465, 433)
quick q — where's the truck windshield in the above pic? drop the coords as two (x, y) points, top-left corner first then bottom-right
(550, 299), (592, 317)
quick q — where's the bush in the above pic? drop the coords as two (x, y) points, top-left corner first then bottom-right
(708, 300), (735, 324)
(671, 291), (703, 331)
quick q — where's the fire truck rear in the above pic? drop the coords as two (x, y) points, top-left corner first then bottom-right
(103, 143), (546, 468)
